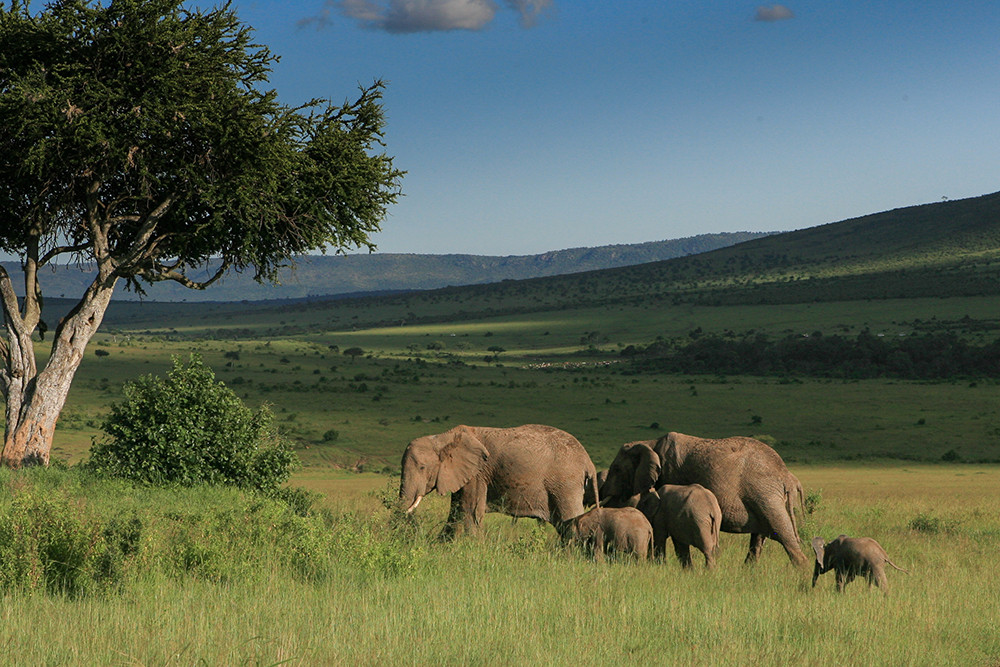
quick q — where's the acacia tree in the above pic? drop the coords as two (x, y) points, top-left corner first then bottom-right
(0, 0), (403, 466)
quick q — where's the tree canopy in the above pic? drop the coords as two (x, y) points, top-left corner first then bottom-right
(0, 0), (403, 466)
(0, 0), (402, 289)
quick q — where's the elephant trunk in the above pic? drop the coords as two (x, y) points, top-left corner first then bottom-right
(399, 473), (426, 514)
(405, 494), (424, 514)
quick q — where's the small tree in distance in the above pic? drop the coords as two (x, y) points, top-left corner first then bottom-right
(343, 347), (365, 362)
(0, 0), (403, 466)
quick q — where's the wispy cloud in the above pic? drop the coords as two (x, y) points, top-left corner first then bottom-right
(754, 5), (795, 22)
(299, 0), (553, 33)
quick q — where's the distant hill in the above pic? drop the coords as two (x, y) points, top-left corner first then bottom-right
(93, 190), (1000, 334)
(226, 190), (1000, 327)
(5, 232), (769, 303)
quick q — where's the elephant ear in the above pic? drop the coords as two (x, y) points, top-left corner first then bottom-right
(635, 489), (660, 521)
(626, 442), (660, 495)
(656, 432), (686, 481)
(436, 426), (489, 494)
(811, 537), (826, 571)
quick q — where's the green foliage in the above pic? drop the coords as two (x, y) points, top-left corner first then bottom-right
(940, 448), (962, 462)
(0, 0), (401, 292)
(804, 490), (822, 515)
(87, 355), (297, 491)
(0, 467), (346, 594)
(627, 330), (1000, 379)
(908, 512), (951, 534)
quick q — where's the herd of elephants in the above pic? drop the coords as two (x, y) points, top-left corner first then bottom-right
(399, 424), (908, 593)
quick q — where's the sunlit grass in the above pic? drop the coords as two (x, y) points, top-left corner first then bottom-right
(1, 464), (997, 665)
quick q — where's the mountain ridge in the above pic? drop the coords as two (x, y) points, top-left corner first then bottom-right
(5, 231), (770, 303)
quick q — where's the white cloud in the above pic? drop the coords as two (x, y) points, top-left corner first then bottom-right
(504, 0), (553, 28)
(754, 5), (795, 22)
(300, 0), (553, 33)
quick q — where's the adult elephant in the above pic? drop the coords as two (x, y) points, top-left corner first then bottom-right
(399, 424), (599, 539)
(600, 432), (807, 567)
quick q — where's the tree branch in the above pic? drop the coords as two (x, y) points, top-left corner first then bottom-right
(0, 266), (24, 335)
(39, 242), (91, 267)
(137, 259), (231, 290)
(112, 194), (175, 271)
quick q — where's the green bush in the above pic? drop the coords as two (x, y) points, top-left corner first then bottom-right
(0, 468), (343, 595)
(87, 355), (298, 492)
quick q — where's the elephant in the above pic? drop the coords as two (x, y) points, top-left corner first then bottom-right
(583, 468), (607, 507)
(635, 483), (721, 569)
(749, 470), (807, 557)
(399, 424), (599, 539)
(599, 433), (807, 567)
(560, 506), (653, 561)
(812, 535), (909, 594)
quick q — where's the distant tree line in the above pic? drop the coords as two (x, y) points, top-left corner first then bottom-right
(622, 331), (1000, 379)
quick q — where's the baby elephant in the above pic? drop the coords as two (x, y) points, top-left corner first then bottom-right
(637, 484), (721, 569)
(563, 507), (653, 561)
(812, 535), (909, 594)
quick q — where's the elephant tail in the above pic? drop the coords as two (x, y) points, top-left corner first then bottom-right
(709, 509), (720, 557)
(784, 482), (800, 540)
(586, 469), (601, 509)
(885, 558), (909, 574)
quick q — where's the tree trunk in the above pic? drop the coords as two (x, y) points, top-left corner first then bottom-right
(1, 280), (117, 467)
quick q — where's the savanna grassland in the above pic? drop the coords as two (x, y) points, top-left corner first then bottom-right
(4, 193), (1000, 665)
(14, 290), (995, 665)
(1, 464), (997, 665)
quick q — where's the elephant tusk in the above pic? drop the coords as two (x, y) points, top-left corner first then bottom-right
(405, 495), (424, 514)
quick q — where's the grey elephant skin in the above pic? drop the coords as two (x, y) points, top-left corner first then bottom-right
(600, 432), (807, 566)
(812, 535), (908, 594)
(561, 506), (653, 561)
(636, 484), (721, 569)
(399, 424), (599, 538)
(583, 469), (608, 507)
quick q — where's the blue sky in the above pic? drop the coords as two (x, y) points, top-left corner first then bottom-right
(231, 1), (1000, 256)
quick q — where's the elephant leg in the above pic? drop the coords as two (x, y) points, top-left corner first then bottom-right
(872, 567), (889, 594)
(461, 477), (488, 536)
(593, 531), (606, 563)
(754, 500), (808, 567)
(438, 491), (465, 542)
(673, 541), (693, 569)
(744, 533), (766, 563)
(835, 569), (846, 592)
(550, 484), (585, 526)
(653, 528), (669, 561)
(701, 543), (716, 570)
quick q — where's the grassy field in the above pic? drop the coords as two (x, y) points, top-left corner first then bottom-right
(1, 464), (997, 665)
(5, 218), (1000, 664)
(51, 321), (1000, 469)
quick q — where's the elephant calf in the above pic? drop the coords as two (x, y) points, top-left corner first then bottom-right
(562, 507), (653, 561)
(637, 484), (721, 569)
(812, 535), (909, 594)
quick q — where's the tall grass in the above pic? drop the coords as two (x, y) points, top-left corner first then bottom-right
(1, 465), (998, 664)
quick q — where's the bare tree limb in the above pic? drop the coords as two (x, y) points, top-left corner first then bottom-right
(0, 266), (24, 335)
(137, 259), (230, 290)
(39, 242), (91, 267)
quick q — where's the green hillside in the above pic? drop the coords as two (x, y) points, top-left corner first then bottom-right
(82, 190), (1000, 339)
(37, 190), (1000, 468)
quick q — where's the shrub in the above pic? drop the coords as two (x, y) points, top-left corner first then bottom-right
(87, 355), (298, 492)
(908, 512), (944, 533)
(804, 490), (822, 515)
